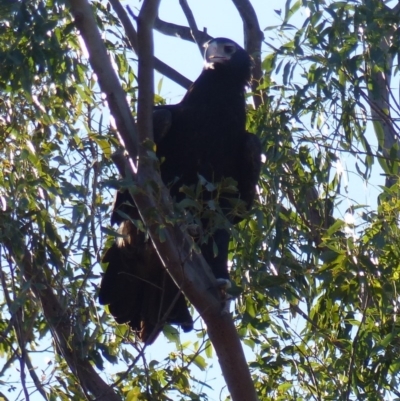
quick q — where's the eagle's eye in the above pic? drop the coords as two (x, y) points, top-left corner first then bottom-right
(224, 45), (236, 54)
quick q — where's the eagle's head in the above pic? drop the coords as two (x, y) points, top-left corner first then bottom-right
(203, 38), (253, 84)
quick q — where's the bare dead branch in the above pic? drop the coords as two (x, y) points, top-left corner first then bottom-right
(154, 57), (193, 89)
(179, 0), (207, 52)
(154, 16), (193, 40)
(231, 0), (264, 108)
(155, 58), (193, 89)
(231, 0), (264, 53)
(19, 353), (30, 401)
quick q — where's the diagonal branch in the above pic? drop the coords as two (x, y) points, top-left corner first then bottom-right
(154, 15), (212, 45)
(123, 4), (209, 70)
(0, 268), (40, 400)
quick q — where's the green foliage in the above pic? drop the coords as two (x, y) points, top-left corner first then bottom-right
(2, 0), (400, 400)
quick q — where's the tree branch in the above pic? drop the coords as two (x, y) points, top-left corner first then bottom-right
(154, 55), (193, 89)
(179, 0), (207, 52)
(231, 0), (264, 108)
(25, 351), (49, 401)
(136, 0), (160, 144)
(154, 15), (212, 45)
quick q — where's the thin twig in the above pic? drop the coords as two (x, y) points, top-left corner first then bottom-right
(87, 106), (100, 257)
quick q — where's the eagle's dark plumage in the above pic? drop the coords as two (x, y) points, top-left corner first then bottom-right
(99, 38), (262, 344)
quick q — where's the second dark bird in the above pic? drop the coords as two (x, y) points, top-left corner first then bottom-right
(99, 38), (262, 344)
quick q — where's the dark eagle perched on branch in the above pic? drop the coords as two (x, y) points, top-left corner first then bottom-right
(99, 38), (262, 344)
